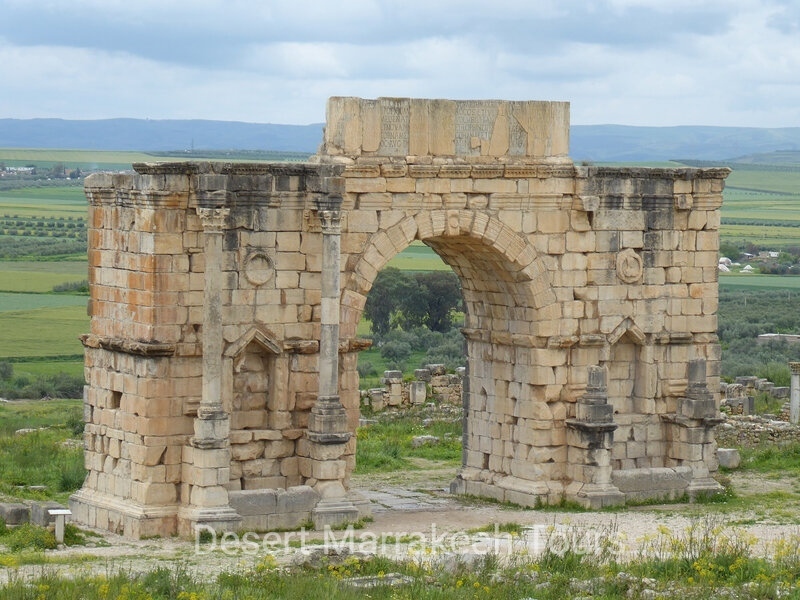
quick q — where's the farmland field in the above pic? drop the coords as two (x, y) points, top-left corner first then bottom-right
(0, 301), (87, 359)
(0, 148), (167, 172)
(0, 260), (86, 292)
(718, 273), (800, 290)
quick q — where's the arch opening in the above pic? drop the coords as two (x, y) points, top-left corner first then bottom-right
(341, 215), (564, 505)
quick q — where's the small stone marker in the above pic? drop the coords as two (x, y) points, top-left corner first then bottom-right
(48, 508), (72, 544)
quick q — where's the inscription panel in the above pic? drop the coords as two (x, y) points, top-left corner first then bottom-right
(378, 98), (410, 156)
(454, 102), (498, 156)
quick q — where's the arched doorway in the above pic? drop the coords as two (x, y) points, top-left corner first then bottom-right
(340, 210), (567, 506)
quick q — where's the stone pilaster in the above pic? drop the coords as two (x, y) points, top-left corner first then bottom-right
(664, 358), (723, 499)
(565, 365), (625, 508)
(178, 207), (241, 536)
(307, 192), (360, 528)
(790, 362), (800, 425)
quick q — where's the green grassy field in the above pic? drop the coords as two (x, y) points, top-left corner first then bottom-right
(719, 168), (800, 247)
(0, 148), (165, 172)
(0, 302), (88, 359)
(385, 241), (449, 271)
(0, 186), (87, 218)
(719, 273), (800, 290)
(0, 261), (86, 292)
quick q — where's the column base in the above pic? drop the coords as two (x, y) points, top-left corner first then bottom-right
(69, 489), (177, 539)
(565, 482), (625, 509)
(686, 477), (724, 500)
(346, 490), (373, 519)
(312, 498), (360, 529)
(177, 505), (242, 539)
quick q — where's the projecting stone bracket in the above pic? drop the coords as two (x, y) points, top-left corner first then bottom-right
(81, 334), (176, 357)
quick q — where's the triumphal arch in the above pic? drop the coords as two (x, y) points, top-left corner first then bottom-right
(70, 98), (728, 538)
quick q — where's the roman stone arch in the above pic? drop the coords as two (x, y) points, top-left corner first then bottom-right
(71, 97), (730, 538)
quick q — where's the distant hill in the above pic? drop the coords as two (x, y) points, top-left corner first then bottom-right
(1, 118), (800, 163)
(570, 125), (800, 162)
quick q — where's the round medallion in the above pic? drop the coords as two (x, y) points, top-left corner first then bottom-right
(616, 248), (643, 284)
(244, 251), (274, 286)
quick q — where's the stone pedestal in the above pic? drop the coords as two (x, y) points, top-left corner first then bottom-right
(565, 366), (625, 508)
(664, 358), (723, 499)
(790, 362), (800, 424)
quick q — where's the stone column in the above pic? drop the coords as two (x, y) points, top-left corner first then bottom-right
(790, 362), (800, 424)
(178, 207), (241, 537)
(307, 196), (351, 445)
(307, 194), (360, 528)
(565, 365), (625, 508)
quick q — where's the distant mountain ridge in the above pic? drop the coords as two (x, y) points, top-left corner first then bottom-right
(1, 118), (800, 163)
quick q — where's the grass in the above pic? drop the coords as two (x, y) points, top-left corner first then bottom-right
(738, 442), (800, 476)
(719, 273), (800, 290)
(385, 241), (450, 272)
(0, 399), (84, 503)
(10, 360), (85, 378)
(4, 521), (800, 599)
(0, 186), (87, 219)
(355, 407), (462, 474)
(0, 303), (88, 359)
(0, 261), (87, 293)
(0, 148), (161, 172)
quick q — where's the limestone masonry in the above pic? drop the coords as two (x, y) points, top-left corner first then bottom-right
(70, 98), (729, 538)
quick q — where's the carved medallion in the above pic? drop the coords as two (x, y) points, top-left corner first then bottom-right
(243, 251), (274, 286)
(616, 248), (643, 284)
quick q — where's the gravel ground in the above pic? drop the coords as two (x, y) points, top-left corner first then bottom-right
(1, 468), (798, 585)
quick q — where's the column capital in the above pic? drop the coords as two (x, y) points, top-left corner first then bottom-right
(197, 207), (230, 232)
(791, 362), (800, 375)
(316, 195), (343, 235)
(319, 208), (342, 234)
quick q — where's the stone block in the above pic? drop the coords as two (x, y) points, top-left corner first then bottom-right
(409, 381), (427, 405)
(717, 448), (741, 469)
(30, 502), (66, 526)
(229, 489), (278, 516)
(276, 485), (320, 514)
(0, 503), (30, 525)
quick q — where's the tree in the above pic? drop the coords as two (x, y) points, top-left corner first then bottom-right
(50, 162), (66, 178)
(413, 271), (462, 332)
(719, 240), (742, 261)
(363, 267), (414, 336)
(364, 268), (463, 336)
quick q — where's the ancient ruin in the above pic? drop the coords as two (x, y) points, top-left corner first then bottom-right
(70, 97), (729, 538)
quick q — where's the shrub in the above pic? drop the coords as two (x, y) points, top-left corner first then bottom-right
(380, 340), (412, 364)
(0, 362), (12, 381)
(4, 523), (57, 550)
(52, 280), (89, 294)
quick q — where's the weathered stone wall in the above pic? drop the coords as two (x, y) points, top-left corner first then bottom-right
(716, 414), (800, 447)
(364, 366), (464, 410)
(72, 163), (364, 537)
(71, 97), (729, 537)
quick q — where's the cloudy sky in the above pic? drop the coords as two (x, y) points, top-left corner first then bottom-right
(1, 0), (798, 127)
